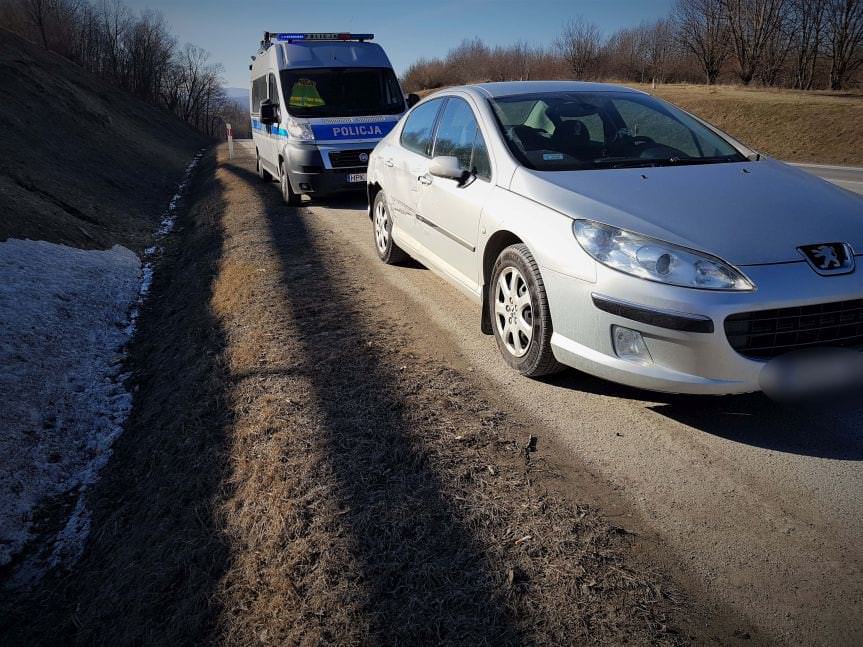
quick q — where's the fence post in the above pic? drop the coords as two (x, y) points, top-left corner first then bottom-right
(226, 122), (234, 159)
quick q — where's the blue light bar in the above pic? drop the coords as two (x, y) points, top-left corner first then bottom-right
(273, 32), (374, 42)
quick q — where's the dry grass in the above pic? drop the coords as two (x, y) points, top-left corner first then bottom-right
(0, 146), (712, 645)
(209, 153), (688, 645)
(637, 83), (863, 166)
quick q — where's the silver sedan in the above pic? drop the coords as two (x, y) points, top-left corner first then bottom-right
(366, 81), (863, 395)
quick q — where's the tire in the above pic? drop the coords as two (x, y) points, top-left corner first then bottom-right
(489, 244), (563, 377)
(280, 161), (301, 207)
(256, 150), (272, 182)
(372, 190), (407, 264)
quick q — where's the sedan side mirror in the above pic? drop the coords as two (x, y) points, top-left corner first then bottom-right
(260, 99), (279, 125)
(428, 156), (468, 183)
(406, 93), (420, 108)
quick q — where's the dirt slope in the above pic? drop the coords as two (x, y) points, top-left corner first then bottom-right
(0, 28), (208, 251)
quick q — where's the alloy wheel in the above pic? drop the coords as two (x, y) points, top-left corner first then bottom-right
(374, 199), (389, 254)
(494, 266), (533, 357)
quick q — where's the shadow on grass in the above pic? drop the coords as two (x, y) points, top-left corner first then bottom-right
(0, 153), (234, 645)
(229, 161), (525, 644)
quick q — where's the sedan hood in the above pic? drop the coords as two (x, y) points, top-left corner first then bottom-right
(510, 159), (863, 265)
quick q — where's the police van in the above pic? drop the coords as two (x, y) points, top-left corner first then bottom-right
(250, 32), (416, 205)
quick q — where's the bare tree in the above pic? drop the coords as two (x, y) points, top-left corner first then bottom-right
(721, 0), (787, 84)
(757, 8), (795, 85)
(673, 0), (730, 84)
(646, 19), (676, 83)
(826, 0), (863, 89)
(603, 26), (650, 81)
(1, 0), (238, 136)
(556, 16), (603, 78)
(446, 38), (493, 84)
(13, 0), (80, 52)
(790, 0), (827, 89)
(19, 0), (51, 48)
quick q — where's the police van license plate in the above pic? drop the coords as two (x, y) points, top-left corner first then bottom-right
(347, 173), (366, 183)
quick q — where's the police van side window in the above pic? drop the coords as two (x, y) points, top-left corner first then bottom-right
(268, 73), (279, 106)
(400, 99), (443, 157)
(252, 76), (267, 114)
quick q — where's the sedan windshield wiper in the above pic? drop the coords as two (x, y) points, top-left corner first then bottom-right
(589, 156), (739, 170)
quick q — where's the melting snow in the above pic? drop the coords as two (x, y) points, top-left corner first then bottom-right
(0, 150), (203, 584)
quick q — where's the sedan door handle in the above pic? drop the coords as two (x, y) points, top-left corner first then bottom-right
(384, 158), (394, 167)
(418, 174), (433, 185)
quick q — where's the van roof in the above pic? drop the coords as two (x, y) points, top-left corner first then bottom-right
(279, 41), (392, 69)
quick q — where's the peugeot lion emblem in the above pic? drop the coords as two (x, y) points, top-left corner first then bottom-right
(798, 242), (856, 276)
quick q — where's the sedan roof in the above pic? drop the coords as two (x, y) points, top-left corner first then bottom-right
(466, 80), (644, 98)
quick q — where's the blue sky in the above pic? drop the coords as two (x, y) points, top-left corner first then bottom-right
(125, 0), (672, 88)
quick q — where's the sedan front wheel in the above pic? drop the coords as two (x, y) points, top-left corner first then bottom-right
(490, 244), (563, 377)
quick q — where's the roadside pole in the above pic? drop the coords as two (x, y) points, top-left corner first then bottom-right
(226, 123), (234, 159)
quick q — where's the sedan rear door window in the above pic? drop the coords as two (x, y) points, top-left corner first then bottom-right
(400, 98), (443, 157)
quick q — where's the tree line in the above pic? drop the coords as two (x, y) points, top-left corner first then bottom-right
(0, 0), (249, 137)
(402, 0), (863, 92)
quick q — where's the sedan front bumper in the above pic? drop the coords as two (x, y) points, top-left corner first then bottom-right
(542, 259), (863, 394)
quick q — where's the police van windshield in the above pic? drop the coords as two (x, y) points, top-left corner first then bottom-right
(280, 67), (404, 118)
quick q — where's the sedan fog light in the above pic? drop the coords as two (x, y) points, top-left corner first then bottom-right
(612, 325), (653, 364)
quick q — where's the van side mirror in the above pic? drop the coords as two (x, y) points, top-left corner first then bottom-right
(406, 93), (420, 109)
(260, 99), (279, 125)
(429, 156), (468, 183)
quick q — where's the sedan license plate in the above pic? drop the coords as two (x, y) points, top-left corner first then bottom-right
(347, 173), (367, 183)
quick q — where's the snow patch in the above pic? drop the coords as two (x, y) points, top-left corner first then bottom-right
(0, 150), (203, 585)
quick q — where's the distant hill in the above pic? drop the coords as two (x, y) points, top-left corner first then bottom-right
(0, 28), (208, 251)
(224, 86), (250, 106)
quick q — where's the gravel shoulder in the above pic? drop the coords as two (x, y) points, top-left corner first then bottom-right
(231, 134), (863, 647)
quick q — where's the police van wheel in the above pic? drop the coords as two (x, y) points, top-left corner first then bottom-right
(280, 161), (301, 207)
(256, 150), (272, 182)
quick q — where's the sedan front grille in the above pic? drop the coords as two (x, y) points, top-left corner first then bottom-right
(328, 149), (372, 169)
(725, 299), (863, 359)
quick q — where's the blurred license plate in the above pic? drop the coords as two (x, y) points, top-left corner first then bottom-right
(347, 173), (366, 183)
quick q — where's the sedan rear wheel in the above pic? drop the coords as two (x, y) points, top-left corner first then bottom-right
(490, 244), (563, 377)
(372, 190), (407, 264)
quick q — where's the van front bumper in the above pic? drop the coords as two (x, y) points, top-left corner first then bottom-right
(285, 142), (368, 196)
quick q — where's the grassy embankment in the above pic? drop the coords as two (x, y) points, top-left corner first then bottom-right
(640, 84), (863, 166)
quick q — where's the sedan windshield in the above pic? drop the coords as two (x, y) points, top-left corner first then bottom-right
(280, 67), (404, 118)
(489, 91), (745, 171)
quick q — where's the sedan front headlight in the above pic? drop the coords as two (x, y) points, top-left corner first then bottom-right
(573, 219), (754, 291)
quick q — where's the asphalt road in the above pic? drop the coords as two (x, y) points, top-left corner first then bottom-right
(237, 141), (862, 645)
(793, 162), (863, 195)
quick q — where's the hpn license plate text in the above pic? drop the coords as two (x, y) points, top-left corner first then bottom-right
(348, 173), (367, 183)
